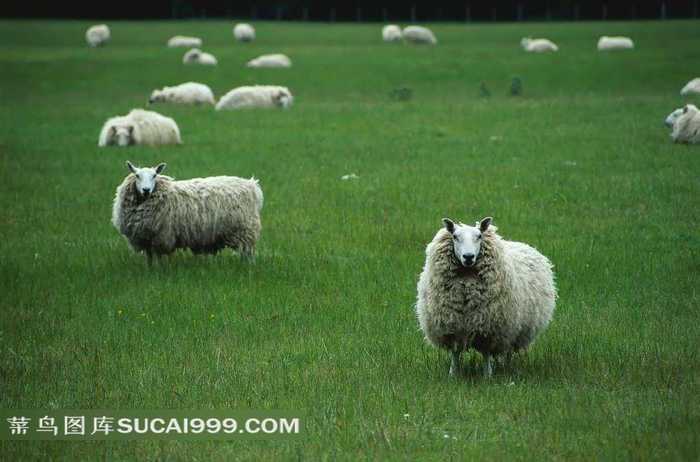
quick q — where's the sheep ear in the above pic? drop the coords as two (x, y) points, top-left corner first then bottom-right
(442, 218), (455, 234)
(683, 104), (691, 113)
(155, 163), (166, 174)
(479, 217), (493, 232)
(126, 161), (136, 174)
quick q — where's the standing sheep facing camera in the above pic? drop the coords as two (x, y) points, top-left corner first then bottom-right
(597, 36), (634, 50)
(183, 48), (218, 66)
(86, 24), (110, 47)
(112, 161), (264, 265)
(98, 109), (182, 147)
(416, 217), (557, 379)
(147, 82), (215, 106)
(233, 23), (255, 42)
(215, 85), (293, 111)
(669, 104), (700, 144)
(402, 25), (437, 45)
(520, 37), (559, 52)
(246, 53), (292, 68)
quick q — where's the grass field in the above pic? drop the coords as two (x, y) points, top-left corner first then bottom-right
(0, 18), (699, 460)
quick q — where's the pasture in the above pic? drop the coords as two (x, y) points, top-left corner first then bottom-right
(0, 18), (698, 460)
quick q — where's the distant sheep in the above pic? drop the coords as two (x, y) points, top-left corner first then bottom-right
(98, 109), (182, 147)
(147, 82), (215, 106)
(246, 53), (292, 68)
(215, 85), (293, 111)
(382, 24), (403, 42)
(680, 77), (700, 96)
(233, 23), (255, 42)
(112, 161), (264, 265)
(402, 25), (437, 45)
(669, 104), (700, 144)
(416, 217), (557, 379)
(167, 35), (203, 47)
(183, 48), (218, 66)
(597, 36), (634, 50)
(86, 24), (110, 47)
(520, 37), (559, 52)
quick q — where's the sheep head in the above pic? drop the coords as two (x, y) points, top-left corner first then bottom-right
(442, 217), (492, 268)
(126, 161), (166, 197)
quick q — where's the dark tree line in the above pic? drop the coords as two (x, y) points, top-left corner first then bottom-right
(3, 0), (697, 21)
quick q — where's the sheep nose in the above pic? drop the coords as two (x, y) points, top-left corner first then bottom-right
(142, 188), (151, 195)
(463, 253), (475, 264)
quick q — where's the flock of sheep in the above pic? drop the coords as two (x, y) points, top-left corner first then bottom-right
(87, 20), (697, 381)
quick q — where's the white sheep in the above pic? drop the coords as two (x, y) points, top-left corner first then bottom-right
(147, 82), (215, 106)
(98, 108), (182, 147)
(233, 23), (255, 42)
(669, 104), (700, 144)
(182, 48), (218, 66)
(86, 24), (110, 47)
(402, 25), (437, 45)
(112, 161), (264, 265)
(246, 53), (292, 68)
(416, 217), (557, 379)
(520, 37), (559, 52)
(167, 35), (203, 47)
(215, 85), (293, 111)
(382, 24), (403, 42)
(680, 77), (700, 95)
(597, 35), (634, 50)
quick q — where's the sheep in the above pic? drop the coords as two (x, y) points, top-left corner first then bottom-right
(215, 85), (293, 111)
(402, 25), (437, 45)
(182, 48), (218, 66)
(597, 35), (634, 50)
(233, 23), (255, 42)
(86, 24), (110, 47)
(520, 37), (559, 52)
(246, 53), (292, 68)
(98, 108), (182, 147)
(680, 77), (700, 96)
(167, 35), (203, 48)
(415, 217), (557, 379)
(382, 24), (403, 42)
(669, 104), (700, 144)
(112, 161), (264, 266)
(147, 82), (215, 106)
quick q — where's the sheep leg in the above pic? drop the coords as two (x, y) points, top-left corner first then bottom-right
(145, 249), (153, 267)
(449, 351), (460, 376)
(241, 249), (255, 264)
(483, 352), (493, 380)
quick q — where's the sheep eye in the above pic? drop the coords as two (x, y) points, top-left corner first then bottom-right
(152, 174), (156, 180)
(477, 235), (482, 241)
(453, 235), (459, 242)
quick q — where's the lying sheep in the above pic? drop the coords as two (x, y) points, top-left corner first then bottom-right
(112, 161), (264, 265)
(416, 217), (557, 379)
(246, 53), (292, 68)
(167, 35), (203, 48)
(520, 37), (559, 52)
(669, 104), (700, 144)
(147, 82), (215, 106)
(215, 85), (293, 111)
(382, 24), (403, 42)
(597, 35), (634, 50)
(402, 25), (437, 45)
(680, 77), (700, 95)
(86, 24), (110, 47)
(98, 109), (182, 147)
(234, 23), (255, 42)
(183, 48), (218, 66)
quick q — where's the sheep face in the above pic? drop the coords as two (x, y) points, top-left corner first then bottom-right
(148, 90), (166, 106)
(442, 217), (492, 268)
(110, 125), (135, 147)
(126, 161), (166, 197)
(665, 108), (683, 128)
(275, 90), (293, 110)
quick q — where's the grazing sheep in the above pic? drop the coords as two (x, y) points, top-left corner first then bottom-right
(382, 24), (403, 42)
(680, 77), (700, 95)
(416, 217), (557, 379)
(167, 35), (203, 47)
(147, 82), (215, 106)
(233, 23), (255, 42)
(98, 109), (182, 147)
(520, 37), (559, 52)
(670, 104), (700, 144)
(86, 24), (110, 47)
(246, 53), (292, 68)
(597, 35), (634, 50)
(182, 48), (218, 66)
(215, 85), (293, 111)
(402, 25), (437, 45)
(112, 161), (264, 265)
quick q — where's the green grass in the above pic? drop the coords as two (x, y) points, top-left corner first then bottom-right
(1, 18), (699, 460)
